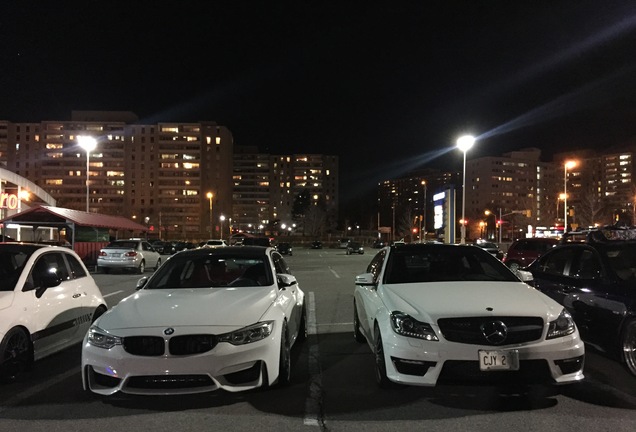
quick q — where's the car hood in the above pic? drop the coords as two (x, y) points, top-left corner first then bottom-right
(379, 281), (562, 322)
(97, 287), (277, 331)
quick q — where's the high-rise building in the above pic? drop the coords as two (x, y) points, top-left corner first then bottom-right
(233, 148), (339, 234)
(1, 111), (339, 241)
(1, 111), (233, 240)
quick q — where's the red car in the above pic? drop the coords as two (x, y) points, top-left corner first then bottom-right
(502, 237), (559, 272)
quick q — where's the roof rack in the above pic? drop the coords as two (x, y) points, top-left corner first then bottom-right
(561, 224), (636, 244)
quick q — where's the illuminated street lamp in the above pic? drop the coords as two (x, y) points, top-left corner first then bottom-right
(77, 135), (97, 212)
(456, 135), (475, 244)
(564, 160), (577, 234)
(484, 210), (496, 240)
(220, 215), (226, 240)
(420, 180), (427, 243)
(206, 192), (213, 236)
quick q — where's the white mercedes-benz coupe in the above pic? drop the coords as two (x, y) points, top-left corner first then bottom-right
(82, 246), (306, 395)
(353, 243), (585, 388)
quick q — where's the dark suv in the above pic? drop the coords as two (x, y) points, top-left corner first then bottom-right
(502, 237), (558, 272)
(525, 226), (636, 377)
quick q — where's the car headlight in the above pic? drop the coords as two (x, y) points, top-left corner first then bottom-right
(218, 321), (274, 345)
(547, 309), (576, 339)
(390, 312), (438, 341)
(87, 326), (122, 349)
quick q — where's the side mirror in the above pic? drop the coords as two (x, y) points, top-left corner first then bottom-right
(35, 269), (62, 298)
(136, 276), (149, 290)
(355, 273), (376, 287)
(277, 273), (298, 289)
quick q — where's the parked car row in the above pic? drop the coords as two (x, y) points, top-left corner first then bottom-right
(5, 228), (634, 397)
(1, 242), (307, 395)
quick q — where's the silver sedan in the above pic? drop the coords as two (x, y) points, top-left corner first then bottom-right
(97, 239), (162, 274)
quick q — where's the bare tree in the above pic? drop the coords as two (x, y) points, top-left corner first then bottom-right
(575, 193), (610, 228)
(304, 205), (327, 238)
(396, 207), (414, 241)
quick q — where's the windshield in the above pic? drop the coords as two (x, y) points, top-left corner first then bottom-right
(105, 241), (138, 249)
(384, 245), (518, 284)
(147, 253), (273, 288)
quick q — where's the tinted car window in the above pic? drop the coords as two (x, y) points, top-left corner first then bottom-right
(570, 249), (602, 279)
(367, 249), (386, 283)
(0, 250), (29, 291)
(272, 252), (290, 274)
(66, 253), (88, 278)
(535, 248), (575, 276)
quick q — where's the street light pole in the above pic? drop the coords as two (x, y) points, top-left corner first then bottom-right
(420, 180), (427, 243)
(564, 160), (576, 235)
(457, 135), (475, 244)
(220, 215), (226, 240)
(206, 192), (213, 237)
(77, 136), (97, 212)
(498, 208), (502, 244)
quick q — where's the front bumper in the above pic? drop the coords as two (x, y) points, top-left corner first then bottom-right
(81, 331), (281, 395)
(378, 328), (585, 386)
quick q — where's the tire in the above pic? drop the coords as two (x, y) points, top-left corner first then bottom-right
(621, 319), (636, 376)
(137, 260), (145, 274)
(0, 327), (32, 383)
(155, 258), (162, 271)
(374, 324), (395, 388)
(353, 302), (366, 343)
(92, 306), (107, 324)
(277, 321), (291, 386)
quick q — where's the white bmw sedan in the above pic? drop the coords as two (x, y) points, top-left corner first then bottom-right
(82, 246), (306, 395)
(353, 243), (585, 388)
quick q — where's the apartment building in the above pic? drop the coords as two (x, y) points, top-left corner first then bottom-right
(233, 148), (339, 233)
(377, 169), (458, 240)
(378, 145), (636, 242)
(1, 111), (233, 240)
(464, 148), (557, 239)
(1, 111), (339, 240)
(554, 147), (636, 228)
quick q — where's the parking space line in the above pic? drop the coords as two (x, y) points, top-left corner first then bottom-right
(328, 267), (340, 278)
(304, 292), (325, 428)
(103, 290), (123, 298)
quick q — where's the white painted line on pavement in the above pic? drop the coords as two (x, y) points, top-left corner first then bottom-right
(329, 267), (340, 278)
(103, 290), (123, 298)
(303, 292), (324, 427)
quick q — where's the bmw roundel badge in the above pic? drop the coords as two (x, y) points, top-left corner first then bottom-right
(164, 327), (175, 335)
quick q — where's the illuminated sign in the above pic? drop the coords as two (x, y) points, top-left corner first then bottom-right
(0, 193), (19, 209)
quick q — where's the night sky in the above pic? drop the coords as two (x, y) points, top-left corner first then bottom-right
(2, 1), (636, 216)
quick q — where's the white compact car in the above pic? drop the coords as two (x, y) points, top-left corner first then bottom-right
(82, 246), (306, 395)
(0, 243), (107, 382)
(353, 243), (585, 388)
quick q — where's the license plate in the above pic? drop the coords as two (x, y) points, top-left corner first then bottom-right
(111, 253), (121, 257)
(478, 349), (519, 371)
